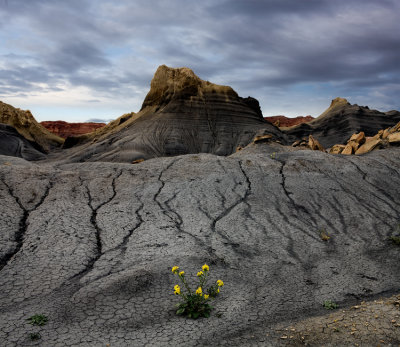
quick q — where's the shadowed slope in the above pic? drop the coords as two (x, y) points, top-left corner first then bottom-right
(0, 124), (45, 160)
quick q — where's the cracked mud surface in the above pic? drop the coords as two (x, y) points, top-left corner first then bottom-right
(0, 145), (400, 346)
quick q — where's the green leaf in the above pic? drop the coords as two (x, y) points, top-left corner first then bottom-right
(192, 312), (199, 319)
(176, 308), (185, 315)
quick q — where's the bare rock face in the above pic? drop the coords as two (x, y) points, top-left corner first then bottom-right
(40, 121), (106, 139)
(264, 115), (314, 128)
(388, 132), (400, 145)
(329, 144), (346, 154)
(62, 65), (282, 163)
(283, 98), (400, 148)
(355, 138), (384, 155)
(0, 101), (64, 152)
(0, 124), (45, 160)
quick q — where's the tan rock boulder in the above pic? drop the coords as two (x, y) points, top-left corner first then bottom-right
(341, 143), (354, 155)
(348, 132), (366, 145)
(253, 134), (273, 144)
(388, 132), (400, 145)
(329, 144), (346, 154)
(382, 128), (390, 139)
(355, 138), (383, 155)
(389, 121), (400, 134)
(308, 135), (325, 151)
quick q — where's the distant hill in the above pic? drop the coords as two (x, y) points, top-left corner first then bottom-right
(264, 115), (314, 127)
(40, 121), (106, 139)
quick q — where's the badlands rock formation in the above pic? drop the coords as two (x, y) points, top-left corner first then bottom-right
(40, 121), (106, 139)
(284, 97), (400, 148)
(1, 66), (400, 345)
(0, 142), (400, 346)
(0, 101), (64, 152)
(60, 65), (282, 163)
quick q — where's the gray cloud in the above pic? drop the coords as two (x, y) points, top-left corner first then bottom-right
(0, 0), (399, 117)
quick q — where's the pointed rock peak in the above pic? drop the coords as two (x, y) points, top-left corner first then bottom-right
(329, 97), (350, 108)
(315, 97), (351, 121)
(141, 65), (237, 110)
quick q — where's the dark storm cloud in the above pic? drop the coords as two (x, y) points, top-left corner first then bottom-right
(1, 0), (399, 112)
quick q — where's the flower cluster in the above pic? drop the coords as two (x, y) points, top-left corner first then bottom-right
(171, 264), (224, 319)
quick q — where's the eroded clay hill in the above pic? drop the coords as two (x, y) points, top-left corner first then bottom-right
(0, 101), (64, 152)
(61, 65), (282, 163)
(284, 98), (400, 148)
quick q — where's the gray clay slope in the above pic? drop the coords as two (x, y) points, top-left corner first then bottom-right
(0, 143), (399, 346)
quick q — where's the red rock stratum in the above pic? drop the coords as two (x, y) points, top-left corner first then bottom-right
(40, 121), (106, 139)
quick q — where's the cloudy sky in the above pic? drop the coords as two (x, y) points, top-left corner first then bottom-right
(1, 0), (399, 122)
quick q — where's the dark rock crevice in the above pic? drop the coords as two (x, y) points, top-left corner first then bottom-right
(154, 159), (212, 251)
(0, 174), (54, 271)
(80, 169), (123, 277)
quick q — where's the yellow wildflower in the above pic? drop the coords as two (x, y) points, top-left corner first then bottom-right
(172, 266), (179, 274)
(217, 288), (220, 293)
(179, 271), (185, 277)
(204, 294), (209, 300)
(195, 287), (203, 296)
(197, 271), (203, 277)
(202, 264), (209, 272)
(174, 285), (181, 295)
(217, 279), (224, 287)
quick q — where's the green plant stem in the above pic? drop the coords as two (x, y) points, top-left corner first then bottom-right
(179, 275), (192, 295)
